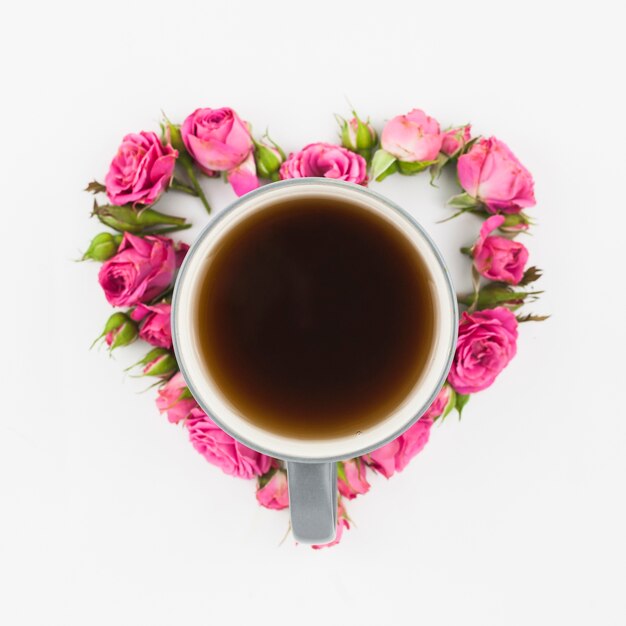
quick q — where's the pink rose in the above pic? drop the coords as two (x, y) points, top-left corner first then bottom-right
(256, 469), (289, 510)
(105, 132), (177, 206)
(131, 303), (172, 348)
(363, 417), (433, 478)
(441, 125), (471, 157)
(338, 459), (370, 500)
(181, 107), (259, 197)
(381, 109), (442, 162)
(156, 372), (197, 424)
(280, 142), (367, 185)
(457, 137), (536, 214)
(98, 233), (181, 307)
(185, 407), (272, 479)
(448, 307), (518, 394)
(312, 500), (350, 549)
(473, 215), (529, 284)
(423, 384), (453, 420)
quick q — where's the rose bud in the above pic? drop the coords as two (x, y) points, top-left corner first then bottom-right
(133, 347), (178, 378)
(254, 137), (286, 181)
(422, 383), (456, 421)
(105, 131), (177, 207)
(131, 303), (172, 348)
(457, 137), (535, 214)
(337, 459), (370, 500)
(92, 202), (188, 234)
(82, 232), (123, 262)
(338, 114), (377, 155)
(447, 307), (518, 394)
(256, 469), (289, 510)
(498, 212), (532, 233)
(156, 372), (197, 424)
(92, 311), (138, 350)
(441, 125), (472, 157)
(472, 215), (529, 284)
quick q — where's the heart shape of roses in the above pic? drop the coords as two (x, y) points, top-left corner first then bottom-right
(83, 106), (546, 548)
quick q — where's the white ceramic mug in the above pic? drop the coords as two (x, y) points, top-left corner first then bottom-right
(172, 178), (458, 544)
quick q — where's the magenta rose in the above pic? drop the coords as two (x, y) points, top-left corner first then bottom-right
(363, 417), (433, 479)
(280, 142), (367, 185)
(448, 307), (518, 394)
(156, 372), (197, 424)
(473, 215), (529, 284)
(441, 125), (471, 157)
(338, 459), (370, 500)
(131, 303), (172, 348)
(312, 500), (350, 549)
(185, 407), (272, 479)
(256, 469), (289, 510)
(105, 132), (177, 206)
(98, 233), (182, 307)
(381, 109), (442, 163)
(457, 137), (536, 214)
(423, 384), (453, 420)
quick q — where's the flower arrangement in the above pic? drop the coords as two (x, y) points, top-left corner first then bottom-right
(82, 106), (547, 548)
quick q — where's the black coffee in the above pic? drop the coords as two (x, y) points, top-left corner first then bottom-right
(195, 196), (435, 439)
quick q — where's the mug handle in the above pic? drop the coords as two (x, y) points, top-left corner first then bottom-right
(286, 461), (337, 544)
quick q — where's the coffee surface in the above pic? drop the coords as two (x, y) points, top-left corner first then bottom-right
(195, 197), (435, 439)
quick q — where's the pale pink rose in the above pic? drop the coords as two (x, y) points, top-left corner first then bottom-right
(363, 417), (434, 478)
(98, 233), (181, 307)
(256, 470), (289, 510)
(156, 372), (197, 424)
(473, 215), (529, 284)
(338, 459), (370, 500)
(312, 500), (350, 549)
(105, 132), (177, 206)
(131, 303), (172, 348)
(423, 384), (453, 420)
(441, 125), (471, 157)
(448, 307), (518, 394)
(381, 109), (442, 162)
(226, 151), (260, 196)
(181, 107), (254, 172)
(186, 407), (272, 479)
(458, 137), (536, 214)
(280, 142), (367, 184)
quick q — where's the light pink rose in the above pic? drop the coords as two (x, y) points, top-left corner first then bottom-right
(381, 109), (442, 162)
(448, 307), (518, 394)
(156, 372), (197, 424)
(181, 107), (253, 171)
(441, 125), (471, 157)
(186, 407), (272, 479)
(423, 384), (453, 420)
(473, 215), (529, 284)
(363, 417), (433, 478)
(338, 459), (370, 500)
(256, 469), (289, 510)
(98, 233), (182, 307)
(280, 142), (367, 184)
(105, 131), (177, 206)
(457, 137), (536, 214)
(131, 303), (172, 348)
(312, 500), (350, 549)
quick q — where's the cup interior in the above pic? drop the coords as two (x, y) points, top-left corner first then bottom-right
(172, 179), (457, 462)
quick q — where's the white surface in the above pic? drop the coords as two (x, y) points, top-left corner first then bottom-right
(1, 1), (624, 624)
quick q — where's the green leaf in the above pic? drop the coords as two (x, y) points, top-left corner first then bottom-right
(448, 192), (479, 210)
(440, 387), (457, 421)
(397, 159), (436, 175)
(85, 180), (107, 194)
(455, 393), (470, 418)
(518, 266), (543, 286)
(370, 149), (398, 181)
(517, 313), (551, 323)
(429, 153), (450, 185)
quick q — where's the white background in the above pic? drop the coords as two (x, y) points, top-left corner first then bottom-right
(1, 1), (624, 624)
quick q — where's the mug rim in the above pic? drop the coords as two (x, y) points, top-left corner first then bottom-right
(172, 178), (458, 463)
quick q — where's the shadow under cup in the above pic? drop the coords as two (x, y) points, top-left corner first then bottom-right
(172, 179), (457, 544)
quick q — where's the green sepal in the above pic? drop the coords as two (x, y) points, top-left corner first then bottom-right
(370, 149), (398, 181)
